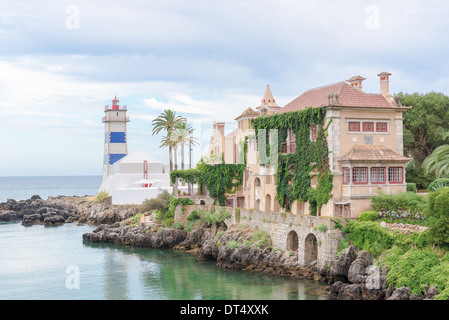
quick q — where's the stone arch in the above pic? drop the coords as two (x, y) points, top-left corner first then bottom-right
(265, 194), (271, 212)
(254, 177), (261, 187)
(304, 233), (318, 266)
(286, 230), (299, 251)
(255, 199), (261, 210)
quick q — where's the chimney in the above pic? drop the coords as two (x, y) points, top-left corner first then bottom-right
(216, 121), (225, 138)
(346, 75), (366, 91)
(377, 72), (392, 98)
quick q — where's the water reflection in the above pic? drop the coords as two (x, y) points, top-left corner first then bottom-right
(83, 241), (331, 300)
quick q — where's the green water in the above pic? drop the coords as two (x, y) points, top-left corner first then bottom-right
(0, 222), (330, 300)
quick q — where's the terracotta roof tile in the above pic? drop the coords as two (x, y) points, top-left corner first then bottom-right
(235, 107), (260, 120)
(278, 81), (395, 113)
(339, 145), (411, 162)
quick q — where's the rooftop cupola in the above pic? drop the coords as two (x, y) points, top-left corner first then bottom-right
(346, 75), (366, 92)
(256, 85), (281, 114)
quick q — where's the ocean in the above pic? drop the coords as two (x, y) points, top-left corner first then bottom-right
(0, 176), (102, 202)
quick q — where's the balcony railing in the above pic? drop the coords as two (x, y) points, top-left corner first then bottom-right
(102, 116), (130, 123)
(104, 105), (128, 111)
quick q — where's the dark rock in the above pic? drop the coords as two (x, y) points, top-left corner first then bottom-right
(31, 195), (41, 200)
(426, 286), (439, 299)
(329, 245), (358, 282)
(22, 214), (42, 226)
(337, 284), (363, 300)
(348, 250), (373, 284)
(0, 210), (23, 222)
(387, 286), (411, 300)
(43, 215), (65, 225)
(331, 281), (345, 295)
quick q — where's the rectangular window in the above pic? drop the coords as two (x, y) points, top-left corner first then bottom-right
(348, 122), (360, 132)
(388, 167), (403, 184)
(376, 122), (388, 132)
(311, 124), (318, 141)
(353, 167), (368, 184)
(362, 122), (374, 132)
(343, 167), (350, 185)
(370, 167), (386, 184)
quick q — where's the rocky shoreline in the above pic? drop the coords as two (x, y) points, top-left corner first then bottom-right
(82, 217), (440, 300)
(1, 195), (436, 300)
(82, 220), (328, 282)
(0, 195), (138, 226)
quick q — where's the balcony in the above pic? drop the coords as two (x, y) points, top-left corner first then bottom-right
(104, 105), (128, 111)
(102, 116), (130, 123)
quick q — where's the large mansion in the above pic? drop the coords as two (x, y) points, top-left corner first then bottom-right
(203, 72), (411, 218)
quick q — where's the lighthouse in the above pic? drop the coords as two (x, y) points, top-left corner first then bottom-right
(101, 96), (130, 184)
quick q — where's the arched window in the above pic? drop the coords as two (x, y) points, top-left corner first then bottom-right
(286, 230), (298, 251)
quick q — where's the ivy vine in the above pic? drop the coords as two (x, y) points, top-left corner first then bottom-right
(170, 160), (245, 206)
(251, 107), (333, 215)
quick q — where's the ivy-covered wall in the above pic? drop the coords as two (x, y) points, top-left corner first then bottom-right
(251, 107), (333, 215)
(170, 160), (245, 206)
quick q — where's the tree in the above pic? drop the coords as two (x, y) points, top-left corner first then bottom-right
(426, 186), (449, 246)
(422, 133), (449, 178)
(401, 92), (449, 165)
(170, 122), (199, 171)
(152, 110), (187, 172)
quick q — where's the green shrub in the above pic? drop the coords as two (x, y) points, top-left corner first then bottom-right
(96, 190), (110, 202)
(379, 246), (441, 295)
(184, 219), (202, 232)
(249, 230), (271, 248)
(407, 183), (417, 193)
(125, 213), (142, 226)
(226, 240), (242, 249)
(139, 190), (173, 214)
(172, 221), (183, 230)
(187, 210), (201, 221)
(340, 220), (395, 256)
(426, 187), (449, 246)
(371, 192), (428, 225)
(163, 217), (174, 228)
(358, 211), (378, 222)
(428, 178), (449, 192)
(315, 223), (328, 232)
(199, 208), (231, 224)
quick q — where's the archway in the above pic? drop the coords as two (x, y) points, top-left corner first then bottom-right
(286, 230), (299, 251)
(265, 194), (271, 212)
(254, 177), (261, 187)
(255, 199), (261, 210)
(304, 233), (318, 266)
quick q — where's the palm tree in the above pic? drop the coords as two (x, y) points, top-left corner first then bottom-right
(423, 132), (449, 178)
(152, 110), (186, 172)
(170, 122), (199, 171)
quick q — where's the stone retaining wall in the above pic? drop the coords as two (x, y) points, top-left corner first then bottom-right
(174, 204), (347, 270)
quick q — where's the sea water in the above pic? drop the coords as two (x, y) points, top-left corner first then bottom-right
(0, 176), (102, 202)
(0, 222), (330, 300)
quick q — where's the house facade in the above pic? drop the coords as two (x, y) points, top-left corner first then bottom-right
(203, 73), (411, 218)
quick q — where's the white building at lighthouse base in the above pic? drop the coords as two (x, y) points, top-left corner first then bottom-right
(99, 151), (174, 205)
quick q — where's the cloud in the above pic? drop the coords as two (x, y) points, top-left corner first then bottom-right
(1, 0), (449, 176)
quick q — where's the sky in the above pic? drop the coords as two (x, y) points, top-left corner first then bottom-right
(1, 0), (449, 176)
